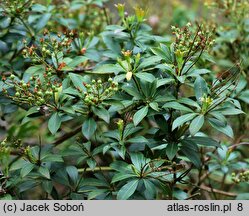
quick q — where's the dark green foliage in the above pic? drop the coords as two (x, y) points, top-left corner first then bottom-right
(0, 0), (248, 200)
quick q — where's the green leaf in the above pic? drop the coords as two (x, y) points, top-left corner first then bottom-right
(20, 163), (35, 178)
(137, 56), (162, 70)
(187, 69), (210, 77)
(112, 173), (137, 183)
(189, 115), (204, 135)
(117, 179), (139, 200)
(238, 90), (249, 104)
(177, 98), (201, 109)
(67, 56), (88, 68)
(236, 193), (249, 200)
(93, 64), (124, 74)
(48, 112), (61, 134)
(92, 106), (110, 123)
(10, 159), (29, 171)
(69, 73), (87, 91)
(208, 118), (234, 138)
(194, 76), (208, 102)
(42, 180), (53, 194)
(143, 179), (156, 199)
(42, 154), (64, 163)
(127, 136), (148, 143)
(180, 140), (201, 168)
(35, 13), (51, 30)
(133, 106), (148, 126)
(151, 44), (172, 63)
(166, 142), (178, 160)
(172, 113), (197, 130)
(38, 166), (50, 179)
(24, 65), (45, 77)
(18, 181), (39, 193)
(82, 118), (97, 140)
(163, 101), (193, 112)
(23, 68), (44, 82)
(87, 159), (97, 170)
(66, 166), (78, 185)
(149, 102), (159, 111)
(219, 108), (244, 115)
(130, 152), (146, 171)
(135, 72), (155, 83)
(122, 84), (142, 99)
(88, 189), (109, 200)
(156, 78), (175, 88)
(185, 136), (220, 148)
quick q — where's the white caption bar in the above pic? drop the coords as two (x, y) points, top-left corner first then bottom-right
(0, 200), (248, 216)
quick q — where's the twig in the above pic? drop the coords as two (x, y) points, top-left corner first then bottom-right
(199, 184), (237, 197)
(78, 166), (113, 173)
(185, 193), (201, 200)
(53, 126), (83, 145)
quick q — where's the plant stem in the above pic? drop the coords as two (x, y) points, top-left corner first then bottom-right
(18, 17), (34, 38)
(78, 166), (113, 173)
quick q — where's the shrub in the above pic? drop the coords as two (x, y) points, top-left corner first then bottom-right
(0, 0), (248, 200)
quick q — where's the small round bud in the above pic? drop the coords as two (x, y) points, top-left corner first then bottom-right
(10, 74), (15, 80)
(37, 91), (43, 96)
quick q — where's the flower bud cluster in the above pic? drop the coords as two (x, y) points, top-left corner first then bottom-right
(24, 146), (37, 164)
(0, 138), (22, 156)
(1, 0), (33, 17)
(0, 139), (10, 155)
(2, 73), (61, 107)
(82, 8), (107, 33)
(206, 0), (249, 22)
(200, 94), (213, 114)
(118, 50), (141, 81)
(79, 78), (118, 106)
(22, 30), (73, 65)
(232, 170), (249, 183)
(54, 3), (107, 34)
(172, 23), (215, 58)
(200, 95), (213, 104)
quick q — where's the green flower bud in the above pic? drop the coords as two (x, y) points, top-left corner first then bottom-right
(39, 98), (45, 104)
(10, 74), (15, 80)
(37, 91), (43, 96)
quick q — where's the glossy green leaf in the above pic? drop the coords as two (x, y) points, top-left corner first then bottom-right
(20, 163), (35, 178)
(117, 179), (139, 200)
(172, 113), (197, 130)
(163, 101), (193, 112)
(194, 76), (208, 102)
(208, 118), (234, 138)
(92, 106), (110, 123)
(133, 106), (148, 126)
(82, 118), (97, 140)
(66, 166), (79, 185)
(135, 72), (155, 83)
(166, 142), (178, 160)
(48, 112), (61, 134)
(38, 166), (50, 179)
(189, 115), (204, 135)
(185, 136), (220, 148)
(180, 140), (201, 168)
